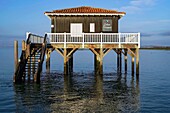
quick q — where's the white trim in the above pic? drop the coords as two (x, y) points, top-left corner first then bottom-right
(45, 13), (125, 16)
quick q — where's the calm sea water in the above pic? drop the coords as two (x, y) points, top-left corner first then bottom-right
(0, 38), (170, 113)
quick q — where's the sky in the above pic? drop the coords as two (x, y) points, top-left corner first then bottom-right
(0, 0), (170, 46)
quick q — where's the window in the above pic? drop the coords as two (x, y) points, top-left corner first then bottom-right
(70, 23), (83, 37)
(90, 23), (95, 32)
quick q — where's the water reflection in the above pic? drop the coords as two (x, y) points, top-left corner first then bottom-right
(14, 72), (140, 112)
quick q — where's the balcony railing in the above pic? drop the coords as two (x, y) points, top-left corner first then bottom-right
(46, 33), (140, 48)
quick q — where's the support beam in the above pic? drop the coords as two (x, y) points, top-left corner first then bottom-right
(103, 48), (112, 57)
(67, 48), (77, 57)
(90, 48), (100, 57)
(127, 48), (136, 57)
(55, 48), (64, 57)
(136, 48), (139, 75)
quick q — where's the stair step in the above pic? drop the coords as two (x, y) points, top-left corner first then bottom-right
(25, 68), (37, 69)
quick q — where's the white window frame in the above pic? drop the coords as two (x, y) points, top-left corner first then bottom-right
(70, 23), (83, 37)
(90, 23), (95, 32)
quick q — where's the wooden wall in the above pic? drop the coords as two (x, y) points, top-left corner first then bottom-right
(51, 16), (119, 33)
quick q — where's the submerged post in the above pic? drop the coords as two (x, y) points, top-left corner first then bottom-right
(14, 41), (18, 73)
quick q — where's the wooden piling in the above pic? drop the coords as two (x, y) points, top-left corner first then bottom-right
(117, 50), (120, 72)
(14, 41), (18, 73)
(69, 55), (73, 72)
(46, 49), (51, 73)
(124, 49), (128, 73)
(100, 48), (103, 74)
(64, 48), (68, 74)
(22, 40), (26, 51)
(136, 48), (139, 75)
(131, 55), (135, 75)
(120, 50), (122, 73)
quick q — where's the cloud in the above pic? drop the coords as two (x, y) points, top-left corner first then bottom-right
(119, 0), (156, 14)
(130, 0), (155, 6)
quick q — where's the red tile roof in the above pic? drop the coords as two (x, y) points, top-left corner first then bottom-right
(45, 6), (125, 15)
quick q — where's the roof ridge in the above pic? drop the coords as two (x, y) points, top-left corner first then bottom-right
(45, 6), (126, 15)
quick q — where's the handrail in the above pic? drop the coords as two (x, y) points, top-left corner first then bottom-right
(46, 32), (140, 48)
(34, 34), (47, 83)
(13, 50), (27, 83)
(13, 33), (46, 83)
(26, 32), (44, 44)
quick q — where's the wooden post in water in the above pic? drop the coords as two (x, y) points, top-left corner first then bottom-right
(120, 49), (122, 73)
(22, 40), (26, 81)
(117, 49), (120, 72)
(93, 49), (100, 74)
(69, 55), (73, 73)
(64, 48), (68, 75)
(14, 41), (18, 73)
(124, 49), (128, 73)
(100, 48), (103, 74)
(46, 49), (51, 73)
(131, 54), (135, 75)
(136, 48), (139, 75)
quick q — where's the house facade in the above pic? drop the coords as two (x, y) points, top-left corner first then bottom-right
(44, 6), (126, 34)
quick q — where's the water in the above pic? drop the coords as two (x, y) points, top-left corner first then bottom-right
(0, 38), (170, 113)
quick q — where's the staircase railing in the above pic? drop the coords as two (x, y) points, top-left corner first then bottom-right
(34, 34), (47, 83)
(13, 33), (46, 83)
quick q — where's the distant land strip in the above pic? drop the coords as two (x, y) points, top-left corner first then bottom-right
(140, 46), (170, 50)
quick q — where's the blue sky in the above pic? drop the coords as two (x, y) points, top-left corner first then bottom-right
(0, 0), (170, 46)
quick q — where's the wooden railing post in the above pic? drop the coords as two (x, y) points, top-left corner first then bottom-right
(64, 32), (66, 48)
(101, 32), (103, 48)
(119, 33), (121, 48)
(138, 32), (140, 48)
(82, 32), (84, 48)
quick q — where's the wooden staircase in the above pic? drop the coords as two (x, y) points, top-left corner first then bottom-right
(13, 34), (47, 83)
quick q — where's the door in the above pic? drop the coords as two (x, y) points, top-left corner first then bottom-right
(70, 23), (82, 37)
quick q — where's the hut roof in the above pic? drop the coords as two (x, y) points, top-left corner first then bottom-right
(44, 6), (126, 17)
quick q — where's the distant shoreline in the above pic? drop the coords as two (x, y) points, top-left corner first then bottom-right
(140, 46), (170, 50)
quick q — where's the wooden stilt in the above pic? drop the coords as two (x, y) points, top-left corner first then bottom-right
(100, 48), (103, 74)
(32, 53), (35, 80)
(124, 49), (128, 73)
(117, 50), (120, 72)
(132, 55), (135, 75)
(46, 49), (51, 73)
(14, 41), (18, 73)
(27, 57), (31, 81)
(22, 40), (26, 81)
(64, 48), (68, 75)
(91, 49), (100, 74)
(136, 48), (139, 75)
(120, 49), (122, 73)
(70, 55), (73, 72)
